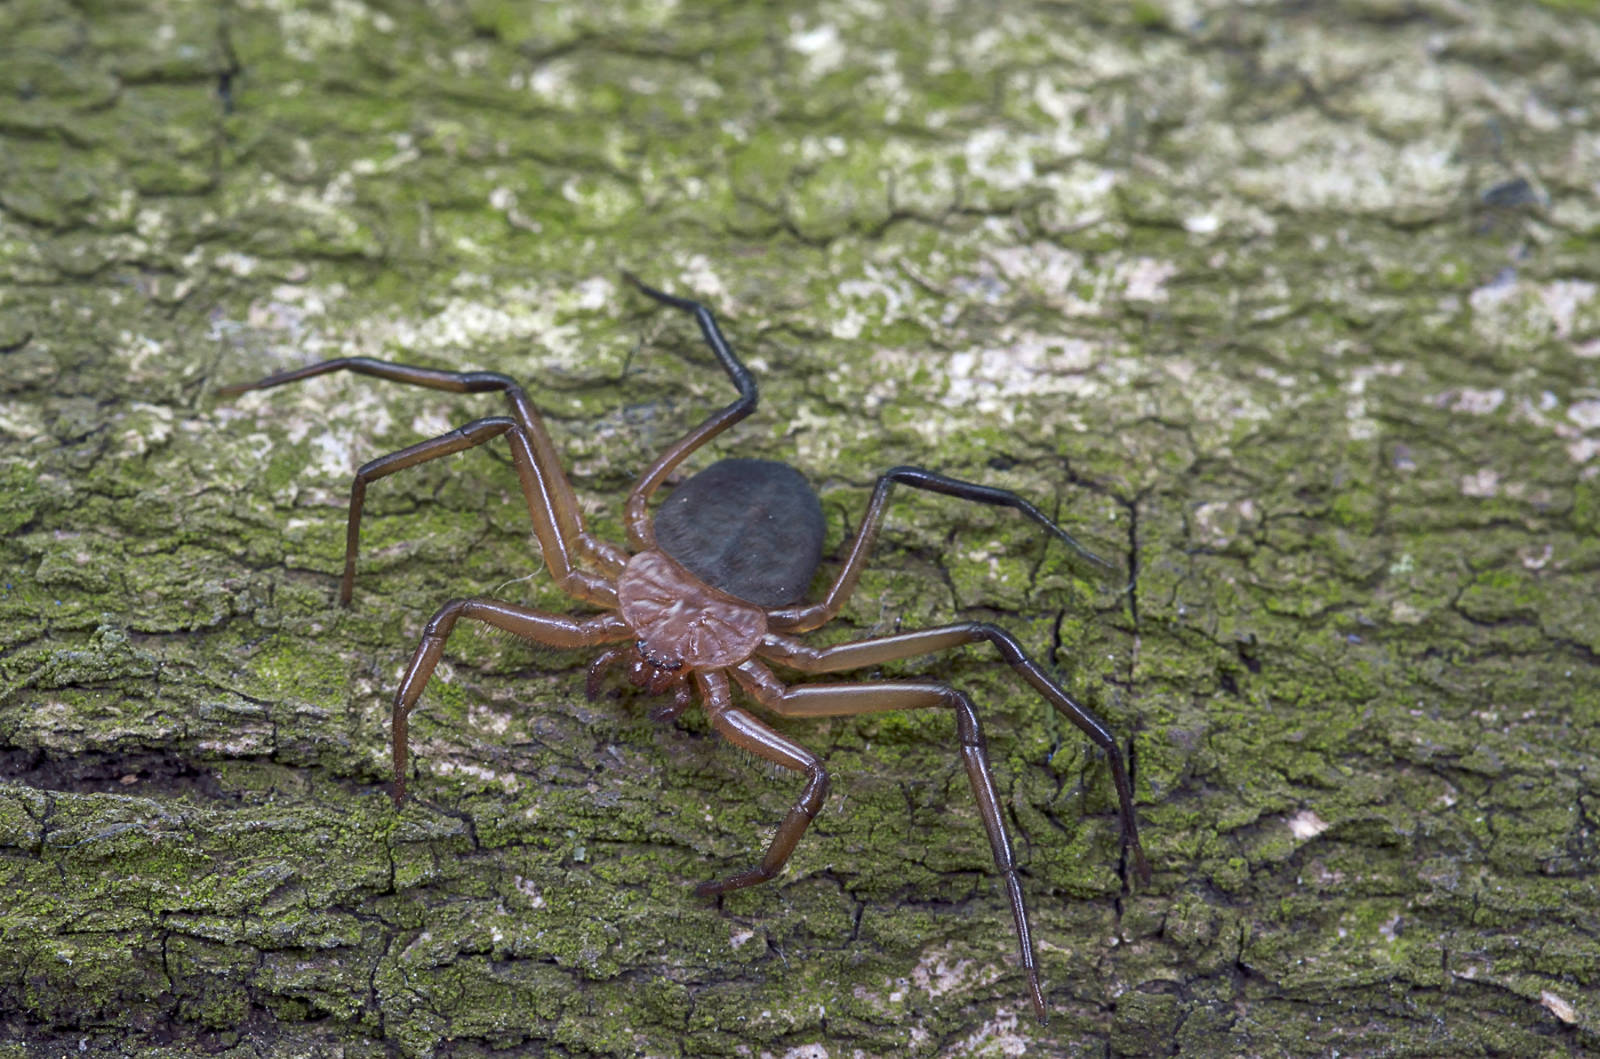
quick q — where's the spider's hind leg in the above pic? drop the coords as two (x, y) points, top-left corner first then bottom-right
(729, 659), (1051, 1022)
(757, 625), (1150, 888)
(768, 465), (1120, 634)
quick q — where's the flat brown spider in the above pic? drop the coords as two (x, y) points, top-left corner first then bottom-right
(219, 273), (1150, 1020)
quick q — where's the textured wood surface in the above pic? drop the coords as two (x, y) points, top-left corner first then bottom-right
(1, 1), (1596, 1055)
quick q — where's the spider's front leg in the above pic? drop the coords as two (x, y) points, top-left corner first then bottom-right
(388, 599), (632, 803)
(338, 416), (620, 606)
(218, 357), (627, 606)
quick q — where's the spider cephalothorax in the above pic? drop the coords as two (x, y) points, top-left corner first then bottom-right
(220, 272), (1150, 1021)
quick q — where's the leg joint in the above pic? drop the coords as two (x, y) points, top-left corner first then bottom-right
(799, 766), (830, 817)
(423, 597), (471, 637)
(969, 621), (1028, 665)
(948, 689), (985, 748)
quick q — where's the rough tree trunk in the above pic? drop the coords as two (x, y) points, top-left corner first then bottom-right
(1, 1), (1597, 1056)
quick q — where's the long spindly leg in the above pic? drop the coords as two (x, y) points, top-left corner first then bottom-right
(219, 357), (629, 577)
(390, 599), (632, 804)
(693, 669), (829, 896)
(730, 660), (1052, 1021)
(766, 466), (1119, 635)
(620, 275), (759, 550)
(757, 624), (1149, 886)
(336, 415), (617, 607)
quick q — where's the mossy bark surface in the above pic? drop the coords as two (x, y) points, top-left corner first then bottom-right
(2, 1), (1598, 1056)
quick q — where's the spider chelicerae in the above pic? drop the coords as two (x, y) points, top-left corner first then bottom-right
(219, 273), (1150, 1020)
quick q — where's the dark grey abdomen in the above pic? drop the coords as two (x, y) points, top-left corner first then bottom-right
(654, 458), (825, 608)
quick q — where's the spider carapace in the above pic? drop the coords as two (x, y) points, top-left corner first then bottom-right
(219, 273), (1150, 1021)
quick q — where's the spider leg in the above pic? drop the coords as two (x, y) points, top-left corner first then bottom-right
(584, 645), (631, 700)
(766, 466), (1118, 634)
(621, 274), (759, 550)
(390, 599), (632, 804)
(730, 659), (1050, 1022)
(693, 670), (829, 896)
(338, 416), (617, 607)
(219, 357), (628, 592)
(757, 624), (1149, 886)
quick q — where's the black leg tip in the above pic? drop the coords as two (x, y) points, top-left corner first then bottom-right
(622, 270), (667, 301)
(621, 270), (700, 311)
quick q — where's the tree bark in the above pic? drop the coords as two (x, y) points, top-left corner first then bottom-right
(1, 0), (1596, 1055)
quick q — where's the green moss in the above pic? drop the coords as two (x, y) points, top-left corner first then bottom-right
(3, 0), (1599, 1054)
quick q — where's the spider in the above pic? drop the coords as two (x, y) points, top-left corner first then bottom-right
(218, 273), (1150, 1021)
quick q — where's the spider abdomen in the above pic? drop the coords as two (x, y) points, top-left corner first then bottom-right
(654, 458), (825, 608)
